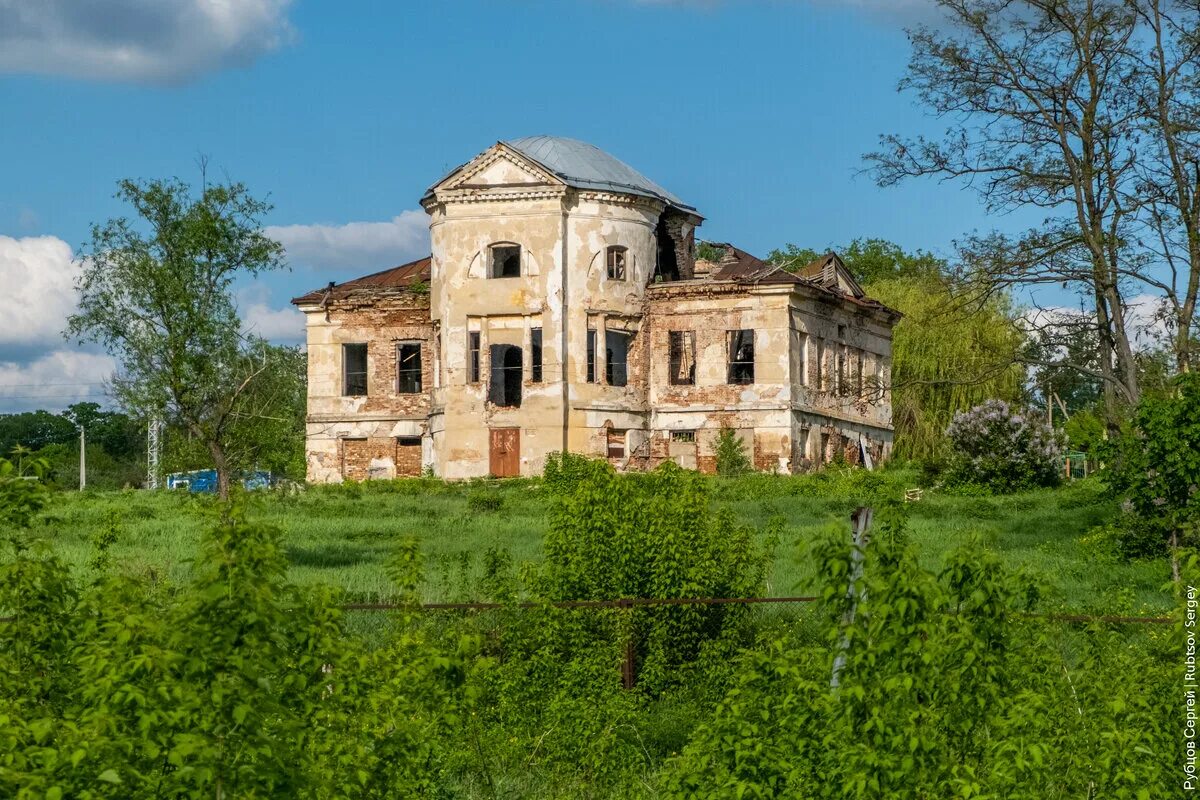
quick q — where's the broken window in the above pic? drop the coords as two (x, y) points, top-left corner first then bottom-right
(836, 350), (846, 396)
(490, 244), (521, 278)
(654, 217), (680, 282)
(531, 327), (543, 383)
(606, 330), (631, 387)
(727, 329), (755, 385)
(607, 428), (627, 458)
(489, 344), (523, 407)
(670, 430), (696, 443)
(607, 246), (627, 281)
(397, 436), (421, 447)
(397, 342), (422, 394)
(668, 330), (695, 386)
(586, 329), (596, 383)
(837, 324), (846, 340)
(467, 332), (481, 383)
(343, 343), (368, 396)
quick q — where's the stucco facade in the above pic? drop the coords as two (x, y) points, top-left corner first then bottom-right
(293, 137), (900, 482)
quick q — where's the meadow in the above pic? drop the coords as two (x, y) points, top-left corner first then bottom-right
(37, 467), (1171, 616)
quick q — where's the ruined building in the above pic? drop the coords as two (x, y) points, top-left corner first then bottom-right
(292, 137), (901, 481)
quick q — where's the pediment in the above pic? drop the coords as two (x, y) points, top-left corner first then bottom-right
(439, 144), (563, 192)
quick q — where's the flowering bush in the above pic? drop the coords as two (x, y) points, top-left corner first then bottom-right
(944, 400), (1063, 493)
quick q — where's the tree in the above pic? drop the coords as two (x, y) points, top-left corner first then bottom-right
(867, 0), (1146, 429)
(69, 176), (285, 500)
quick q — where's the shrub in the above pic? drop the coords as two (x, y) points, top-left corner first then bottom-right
(1104, 373), (1200, 559)
(944, 399), (1062, 493)
(715, 427), (752, 476)
(466, 491), (505, 513)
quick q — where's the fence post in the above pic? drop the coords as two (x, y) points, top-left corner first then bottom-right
(618, 598), (636, 689)
(831, 506), (873, 691)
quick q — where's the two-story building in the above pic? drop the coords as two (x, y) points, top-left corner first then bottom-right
(292, 136), (900, 481)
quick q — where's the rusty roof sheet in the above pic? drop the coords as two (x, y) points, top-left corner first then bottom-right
(291, 256), (432, 305)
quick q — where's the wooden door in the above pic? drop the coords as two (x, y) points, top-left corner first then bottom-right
(489, 428), (520, 478)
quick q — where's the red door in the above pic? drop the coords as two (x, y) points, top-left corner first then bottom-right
(489, 428), (520, 477)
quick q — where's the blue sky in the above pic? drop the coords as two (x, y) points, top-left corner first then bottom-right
(0, 0), (1035, 411)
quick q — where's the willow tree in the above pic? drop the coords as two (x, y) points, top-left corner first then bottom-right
(69, 177), (285, 500)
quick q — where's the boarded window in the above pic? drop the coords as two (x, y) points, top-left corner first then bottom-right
(586, 329), (596, 383)
(489, 344), (522, 407)
(607, 246), (627, 281)
(343, 343), (367, 396)
(397, 342), (422, 394)
(607, 428), (626, 458)
(727, 329), (755, 385)
(468, 332), (481, 383)
(670, 430), (696, 443)
(668, 330), (695, 385)
(490, 244), (521, 278)
(606, 330), (631, 387)
(531, 327), (543, 383)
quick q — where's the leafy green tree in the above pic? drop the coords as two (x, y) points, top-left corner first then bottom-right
(69, 176), (286, 500)
(714, 427), (752, 476)
(0, 411), (76, 454)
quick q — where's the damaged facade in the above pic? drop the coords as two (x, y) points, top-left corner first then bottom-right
(293, 136), (900, 481)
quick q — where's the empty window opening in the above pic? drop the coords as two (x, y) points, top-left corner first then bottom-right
(855, 351), (865, 398)
(489, 344), (523, 407)
(727, 329), (755, 385)
(607, 428), (626, 458)
(397, 436), (421, 447)
(530, 327), (543, 383)
(607, 246), (627, 281)
(467, 332), (481, 384)
(670, 430), (696, 443)
(654, 217), (680, 282)
(797, 332), (809, 386)
(837, 324), (846, 340)
(836, 351), (846, 396)
(490, 244), (521, 278)
(586, 329), (596, 383)
(343, 343), (368, 396)
(397, 342), (422, 394)
(606, 330), (631, 387)
(668, 330), (696, 386)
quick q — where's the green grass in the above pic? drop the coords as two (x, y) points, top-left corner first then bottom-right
(33, 472), (1171, 615)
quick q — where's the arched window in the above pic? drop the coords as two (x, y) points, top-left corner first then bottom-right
(490, 243), (521, 278)
(606, 246), (627, 281)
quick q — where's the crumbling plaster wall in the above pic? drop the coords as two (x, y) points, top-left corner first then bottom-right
(299, 296), (433, 482)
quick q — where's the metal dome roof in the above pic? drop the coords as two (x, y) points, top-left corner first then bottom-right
(503, 136), (695, 212)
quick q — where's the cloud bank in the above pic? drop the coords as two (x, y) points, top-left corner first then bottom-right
(0, 0), (295, 83)
(266, 211), (431, 270)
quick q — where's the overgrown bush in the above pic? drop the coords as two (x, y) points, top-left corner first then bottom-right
(944, 399), (1062, 493)
(1105, 373), (1200, 559)
(715, 427), (752, 476)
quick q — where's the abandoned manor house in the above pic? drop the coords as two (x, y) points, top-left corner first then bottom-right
(292, 136), (901, 481)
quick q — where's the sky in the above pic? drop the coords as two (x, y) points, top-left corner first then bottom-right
(0, 0), (1039, 413)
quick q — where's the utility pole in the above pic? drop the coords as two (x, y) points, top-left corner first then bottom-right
(78, 425), (86, 491)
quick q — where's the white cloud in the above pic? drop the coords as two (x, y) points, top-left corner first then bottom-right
(266, 211), (430, 270)
(0, 0), (295, 84)
(237, 285), (304, 343)
(0, 349), (116, 413)
(0, 234), (78, 348)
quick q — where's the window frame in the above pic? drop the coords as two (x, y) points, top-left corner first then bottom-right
(342, 343), (368, 397)
(670, 430), (696, 444)
(605, 329), (632, 387)
(606, 245), (628, 281)
(489, 243), (522, 278)
(726, 329), (755, 385)
(396, 341), (423, 394)
(467, 332), (481, 384)
(668, 330), (696, 386)
(530, 327), (543, 383)
(586, 329), (596, 383)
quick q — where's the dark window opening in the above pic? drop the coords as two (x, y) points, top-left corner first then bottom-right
(727, 329), (755, 385)
(531, 328), (543, 383)
(607, 246), (627, 281)
(490, 244), (521, 278)
(607, 428), (626, 458)
(606, 330), (631, 387)
(397, 342), (422, 394)
(397, 436), (421, 447)
(489, 344), (523, 407)
(654, 217), (680, 282)
(343, 343), (368, 396)
(668, 330), (695, 386)
(586, 329), (596, 383)
(670, 430), (696, 443)
(468, 332), (481, 383)
(855, 351), (865, 398)
(837, 351), (846, 396)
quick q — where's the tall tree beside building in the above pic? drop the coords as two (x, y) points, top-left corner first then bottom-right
(69, 176), (286, 500)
